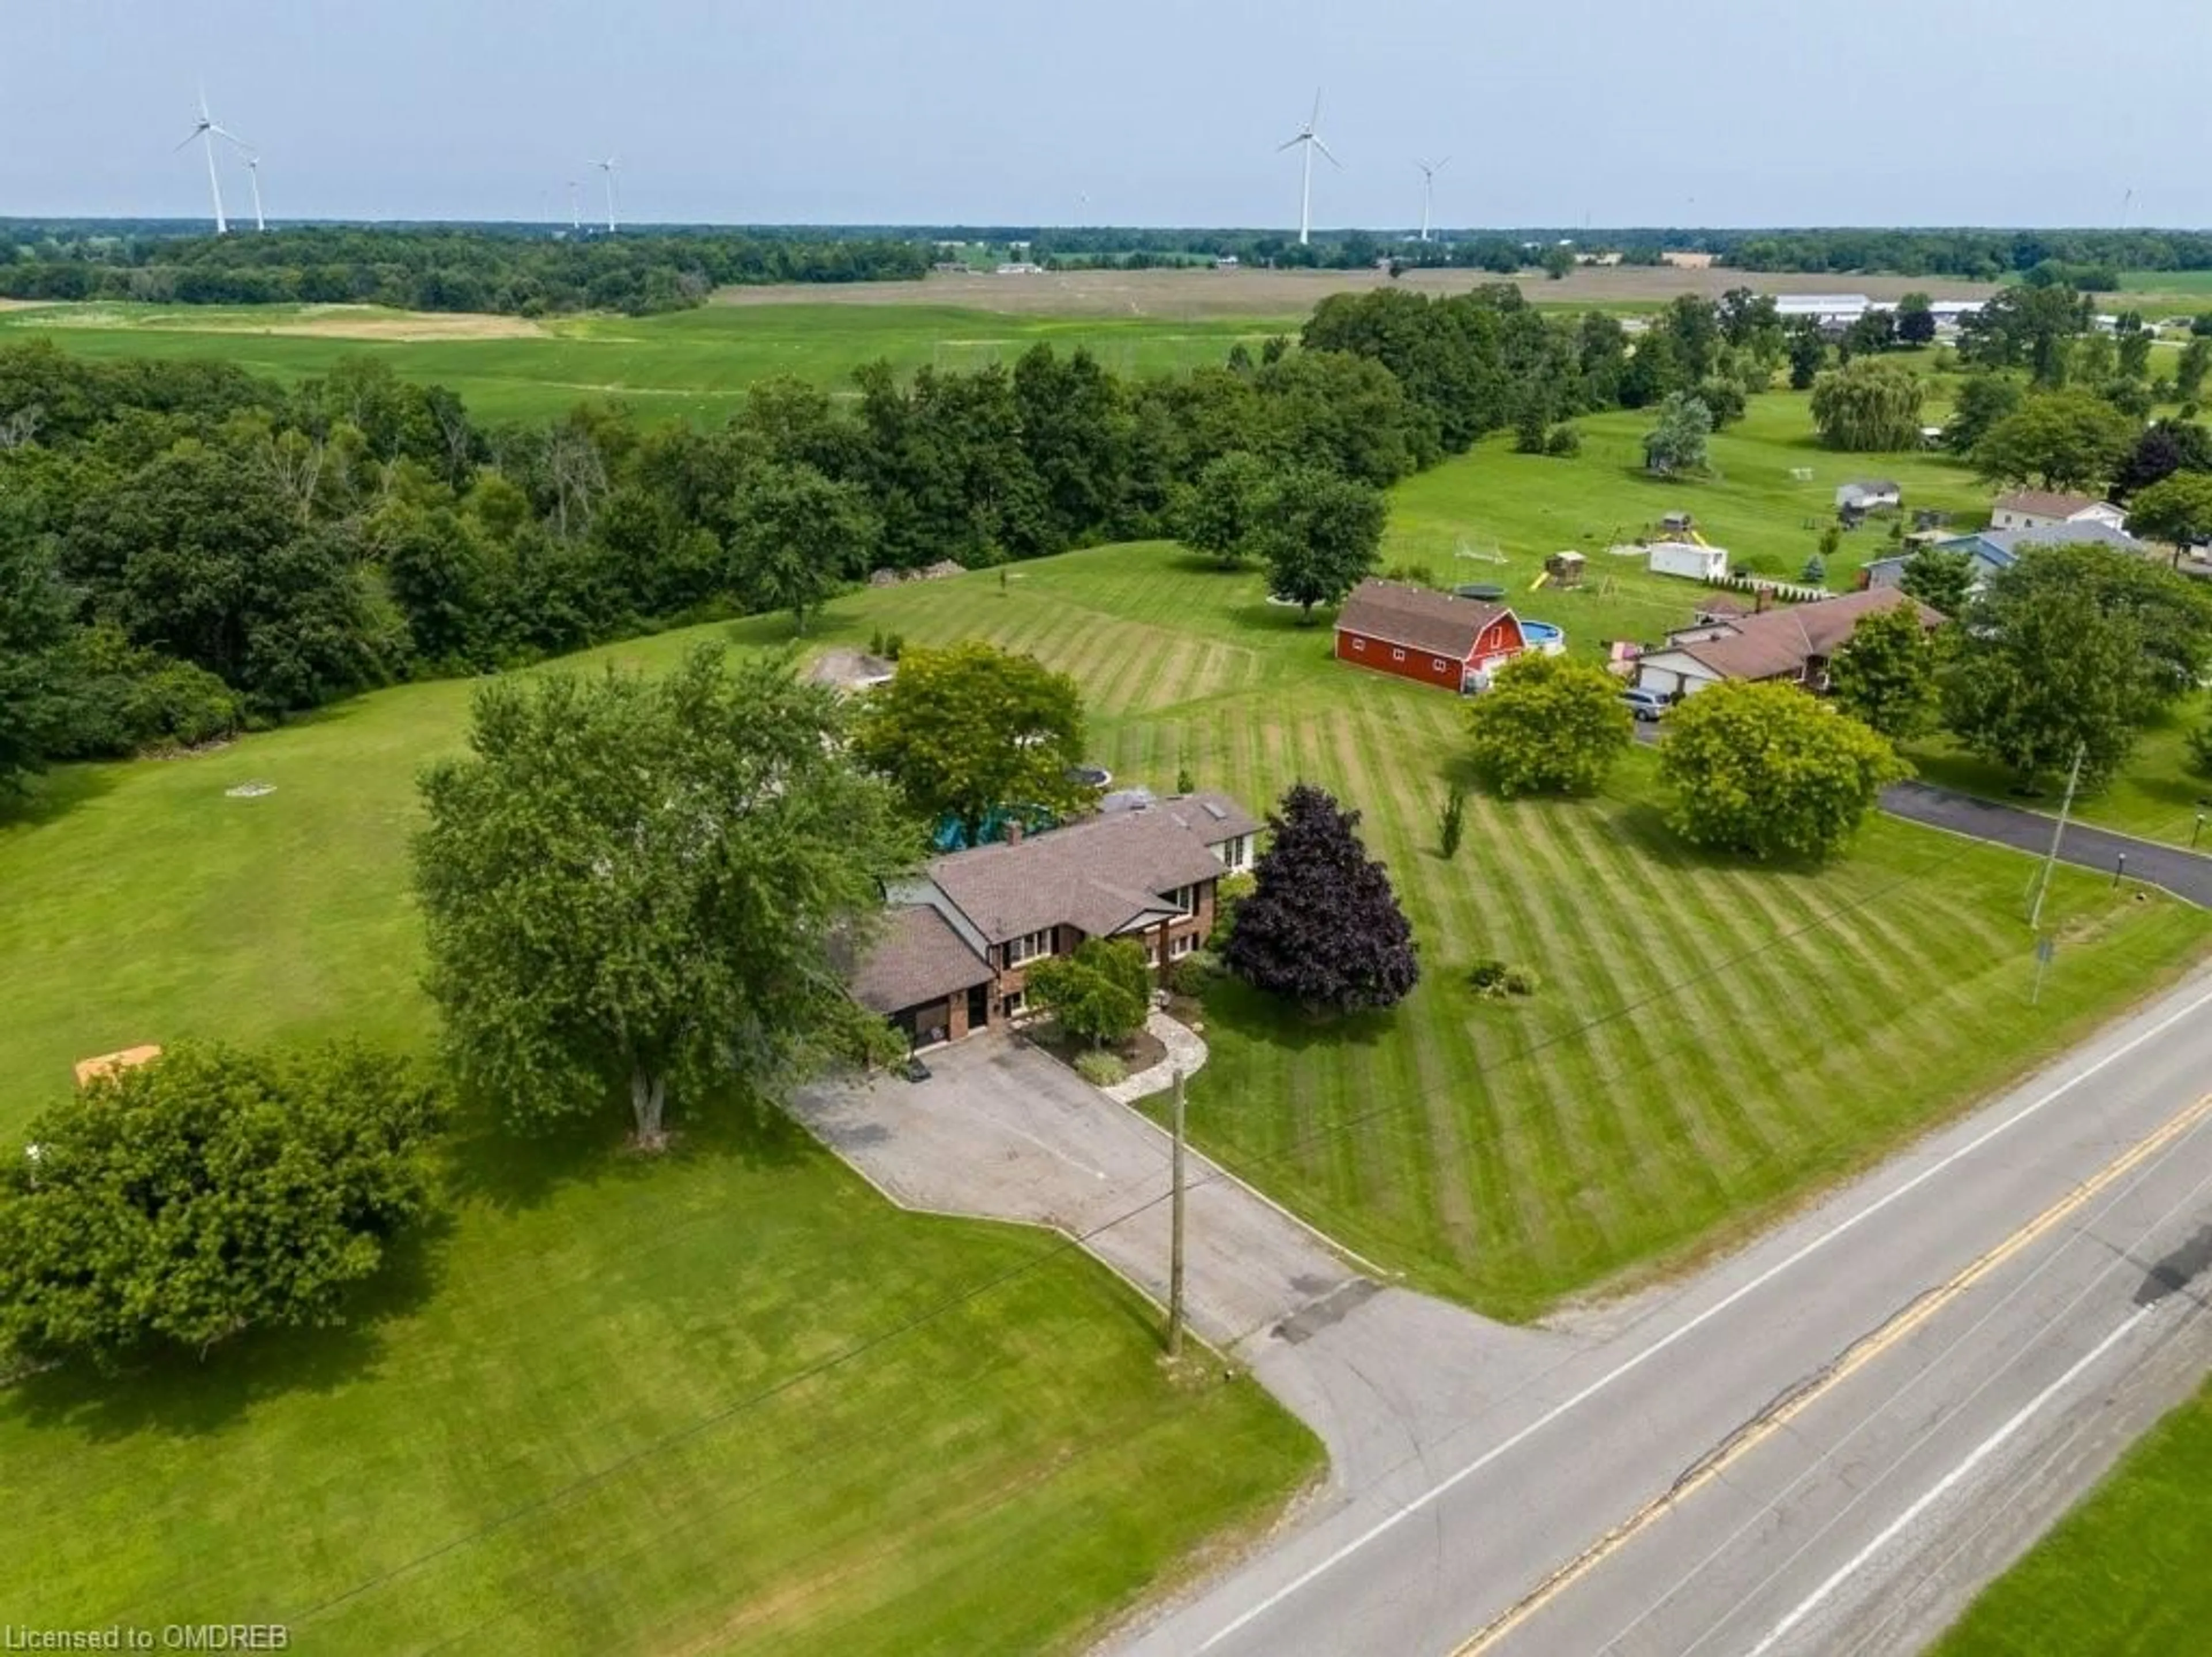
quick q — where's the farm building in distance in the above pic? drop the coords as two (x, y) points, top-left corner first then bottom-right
(1332, 579), (1528, 693)
(1631, 587), (1941, 698)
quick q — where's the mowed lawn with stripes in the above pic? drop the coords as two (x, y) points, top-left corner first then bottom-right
(814, 544), (2212, 1319)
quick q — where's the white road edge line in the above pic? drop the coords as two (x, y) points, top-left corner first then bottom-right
(1741, 1306), (2151, 1657)
(1190, 977), (2212, 1652)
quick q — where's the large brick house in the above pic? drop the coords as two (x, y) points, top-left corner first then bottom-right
(849, 792), (1262, 1051)
(1332, 578), (1527, 693)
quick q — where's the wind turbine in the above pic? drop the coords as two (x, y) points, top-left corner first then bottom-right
(176, 89), (251, 234)
(1415, 156), (1450, 243)
(590, 156), (619, 232)
(1277, 90), (1339, 247)
(244, 154), (266, 233)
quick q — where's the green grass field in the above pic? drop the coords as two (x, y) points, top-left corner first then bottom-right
(0, 301), (1288, 423)
(0, 611), (1321, 1649)
(1384, 388), (1987, 599)
(1931, 1376), (2212, 1656)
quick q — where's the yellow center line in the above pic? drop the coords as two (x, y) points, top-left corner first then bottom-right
(1454, 1088), (2212, 1657)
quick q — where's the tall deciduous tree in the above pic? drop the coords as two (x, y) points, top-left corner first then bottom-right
(1642, 392), (1713, 476)
(1660, 682), (1906, 860)
(726, 460), (879, 634)
(2126, 472), (2212, 565)
(2177, 337), (2210, 406)
(415, 647), (910, 1147)
(852, 640), (1088, 842)
(1895, 293), (1937, 347)
(1829, 602), (1941, 739)
(1785, 319), (1827, 391)
(1942, 374), (2024, 456)
(0, 1042), (440, 1371)
(1253, 465), (1387, 621)
(1175, 450), (1273, 568)
(1224, 782), (1418, 1013)
(1972, 391), (2136, 493)
(1899, 544), (1977, 616)
(1466, 653), (1634, 796)
(1025, 939), (1151, 1049)
(1809, 358), (1926, 451)
(0, 508), (74, 792)
(1942, 544), (2212, 788)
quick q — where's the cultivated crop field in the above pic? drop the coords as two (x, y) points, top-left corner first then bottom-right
(0, 300), (1285, 423)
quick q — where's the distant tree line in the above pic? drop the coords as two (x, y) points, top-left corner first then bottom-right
(0, 226), (931, 315)
(0, 283), (1658, 788)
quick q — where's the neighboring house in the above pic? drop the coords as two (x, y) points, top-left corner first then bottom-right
(1632, 587), (1942, 698)
(1988, 490), (2128, 534)
(1864, 520), (2150, 596)
(848, 792), (1262, 1051)
(1836, 480), (1903, 513)
(1333, 578), (1527, 693)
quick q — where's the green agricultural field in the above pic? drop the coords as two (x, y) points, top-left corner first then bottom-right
(1384, 388), (1987, 603)
(1930, 1375), (2212, 1656)
(0, 618), (1319, 1651)
(0, 301), (1286, 423)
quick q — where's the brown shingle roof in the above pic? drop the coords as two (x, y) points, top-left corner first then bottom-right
(1334, 580), (1512, 660)
(1676, 587), (1942, 682)
(1994, 489), (2103, 520)
(849, 907), (992, 1015)
(929, 807), (1238, 944)
(1161, 790), (1263, 843)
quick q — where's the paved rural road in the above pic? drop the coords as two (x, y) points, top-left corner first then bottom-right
(1115, 966), (2212, 1657)
(1883, 778), (2212, 907)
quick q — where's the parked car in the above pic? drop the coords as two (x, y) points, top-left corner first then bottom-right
(1619, 688), (1670, 722)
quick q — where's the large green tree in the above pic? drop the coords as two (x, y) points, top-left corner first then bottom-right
(1660, 682), (1906, 860)
(415, 647), (911, 1147)
(1942, 374), (2024, 457)
(2127, 472), (2212, 565)
(1253, 464), (1387, 621)
(852, 640), (1088, 841)
(1642, 391), (1713, 476)
(1025, 938), (1151, 1049)
(1942, 544), (2212, 788)
(0, 508), (74, 792)
(1972, 391), (2136, 493)
(1830, 601), (1941, 739)
(727, 460), (879, 634)
(1224, 783), (1418, 1013)
(1809, 358), (1926, 451)
(1466, 653), (1633, 796)
(1175, 450), (1273, 569)
(1898, 545), (1976, 617)
(0, 1042), (440, 1371)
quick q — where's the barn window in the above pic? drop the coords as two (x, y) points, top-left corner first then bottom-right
(1392, 647), (1406, 662)
(1351, 637), (1365, 652)
(1433, 657), (1448, 671)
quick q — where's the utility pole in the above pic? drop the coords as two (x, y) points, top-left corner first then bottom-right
(2028, 743), (2087, 933)
(1166, 1066), (1187, 1359)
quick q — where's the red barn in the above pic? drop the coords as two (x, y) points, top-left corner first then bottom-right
(1332, 579), (1527, 693)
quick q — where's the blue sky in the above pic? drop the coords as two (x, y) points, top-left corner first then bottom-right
(8, 0), (2208, 229)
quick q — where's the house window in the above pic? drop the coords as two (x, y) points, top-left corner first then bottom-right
(1351, 637), (1366, 652)
(1218, 834), (1251, 872)
(1169, 934), (1198, 960)
(1000, 990), (1026, 1017)
(1392, 647), (1406, 662)
(1005, 929), (1054, 966)
(1162, 884), (1198, 915)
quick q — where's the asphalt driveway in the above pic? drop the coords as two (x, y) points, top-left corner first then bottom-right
(1883, 778), (2212, 907)
(790, 1036), (1579, 1501)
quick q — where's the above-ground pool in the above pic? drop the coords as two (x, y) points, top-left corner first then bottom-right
(1522, 619), (1567, 655)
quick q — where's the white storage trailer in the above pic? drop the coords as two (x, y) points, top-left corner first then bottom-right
(1646, 541), (1730, 582)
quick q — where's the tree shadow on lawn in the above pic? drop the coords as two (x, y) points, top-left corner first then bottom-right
(1199, 975), (1401, 1058)
(0, 762), (119, 834)
(1606, 796), (1832, 880)
(5, 1219), (452, 1445)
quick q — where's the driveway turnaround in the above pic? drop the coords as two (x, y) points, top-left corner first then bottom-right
(790, 1036), (1580, 1500)
(1115, 968), (2212, 1657)
(1883, 779), (2212, 907)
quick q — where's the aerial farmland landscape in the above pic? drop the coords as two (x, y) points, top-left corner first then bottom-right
(6, 5), (2212, 1656)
